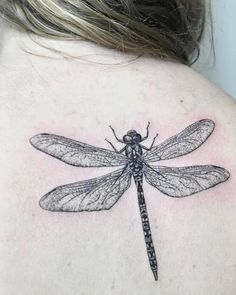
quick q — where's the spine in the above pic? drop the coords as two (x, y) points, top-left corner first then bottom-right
(135, 178), (158, 281)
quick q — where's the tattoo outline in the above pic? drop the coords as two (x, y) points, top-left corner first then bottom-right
(30, 119), (230, 281)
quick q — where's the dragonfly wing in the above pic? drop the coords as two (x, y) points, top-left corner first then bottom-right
(39, 167), (132, 211)
(30, 133), (128, 167)
(144, 164), (230, 198)
(143, 119), (215, 162)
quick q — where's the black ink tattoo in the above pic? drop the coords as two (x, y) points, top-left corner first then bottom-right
(30, 119), (230, 281)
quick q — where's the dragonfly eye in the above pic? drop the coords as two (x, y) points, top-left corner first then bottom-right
(134, 134), (142, 143)
(123, 135), (132, 143)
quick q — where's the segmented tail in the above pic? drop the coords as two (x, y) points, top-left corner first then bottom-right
(135, 177), (158, 281)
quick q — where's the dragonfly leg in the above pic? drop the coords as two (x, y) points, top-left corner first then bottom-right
(140, 133), (158, 151)
(142, 121), (150, 141)
(109, 125), (124, 143)
(149, 133), (159, 149)
(105, 139), (125, 153)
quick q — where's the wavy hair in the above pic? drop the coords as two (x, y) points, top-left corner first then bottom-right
(0, 0), (206, 64)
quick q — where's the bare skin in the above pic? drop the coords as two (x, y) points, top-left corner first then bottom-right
(0, 25), (236, 295)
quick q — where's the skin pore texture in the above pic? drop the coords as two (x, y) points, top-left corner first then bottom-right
(1, 24), (236, 295)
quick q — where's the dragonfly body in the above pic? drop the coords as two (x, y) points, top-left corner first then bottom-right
(123, 131), (158, 280)
(30, 119), (230, 281)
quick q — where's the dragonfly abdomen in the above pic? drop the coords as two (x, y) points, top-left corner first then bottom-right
(135, 178), (158, 281)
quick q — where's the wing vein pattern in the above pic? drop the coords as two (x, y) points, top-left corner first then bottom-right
(30, 133), (128, 167)
(144, 164), (230, 197)
(39, 167), (132, 211)
(143, 119), (215, 162)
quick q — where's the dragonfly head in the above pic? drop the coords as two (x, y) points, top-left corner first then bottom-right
(123, 130), (142, 144)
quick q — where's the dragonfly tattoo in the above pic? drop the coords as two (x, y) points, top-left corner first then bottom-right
(30, 119), (230, 281)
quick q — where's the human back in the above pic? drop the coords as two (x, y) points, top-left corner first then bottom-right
(0, 1), (236, 295)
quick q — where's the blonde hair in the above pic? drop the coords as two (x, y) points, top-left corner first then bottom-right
(0, 0), (205, 65)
